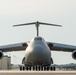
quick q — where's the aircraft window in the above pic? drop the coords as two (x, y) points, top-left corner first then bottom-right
(34, 37), (42, 40)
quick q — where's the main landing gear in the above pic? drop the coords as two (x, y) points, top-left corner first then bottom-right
(20, 66), (56, 71)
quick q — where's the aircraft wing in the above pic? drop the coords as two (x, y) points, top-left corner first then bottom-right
(47, 42), (76, 52)
(0, 42), (28, 52)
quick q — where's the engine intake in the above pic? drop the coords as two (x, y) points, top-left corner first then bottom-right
(72, 50), (76, 60)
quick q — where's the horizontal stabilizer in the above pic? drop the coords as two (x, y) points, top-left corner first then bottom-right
(13, 21), (62, 36)
(13, 21), (62, 27)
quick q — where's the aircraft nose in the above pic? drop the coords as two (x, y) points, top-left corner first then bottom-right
(31, 45), (50, 62)
(33, 45), (44, 52)
(32, 45), (46, 56)
(25, 45), (51, 64)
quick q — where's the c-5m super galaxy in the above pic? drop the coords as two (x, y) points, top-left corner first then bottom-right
(0, 21), (76, 71)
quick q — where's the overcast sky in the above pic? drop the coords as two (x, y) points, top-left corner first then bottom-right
(0, 0), (76, 64)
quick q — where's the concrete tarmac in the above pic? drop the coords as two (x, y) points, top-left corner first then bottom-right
(0, 71), (76, 75)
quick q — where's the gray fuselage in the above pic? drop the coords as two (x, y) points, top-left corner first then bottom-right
(25, 36), (51, 66)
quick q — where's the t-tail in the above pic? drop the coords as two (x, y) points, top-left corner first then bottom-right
(13, 21), (62, 36)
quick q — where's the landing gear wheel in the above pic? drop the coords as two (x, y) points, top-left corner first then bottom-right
(36, 66), (37, 71)
(29, 66), (31, 70)
(53, 67), (55, 71)
(26, 66), (28, 70)
(50, 66), (56, 71)
(33, 66), (35, 70)
(23, 66), (25, 70)
(50, 67), (52, 71)
(41, 66), (43, 71)
(44, 66), (46, 71)
(20, 66), (23, 71)
(47, 66), (50, 71)
(39, 66), (40, 71)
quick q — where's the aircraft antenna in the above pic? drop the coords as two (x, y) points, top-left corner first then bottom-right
(13, 21), (62, 36)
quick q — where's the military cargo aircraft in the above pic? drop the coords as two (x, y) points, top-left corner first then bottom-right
(0, 21), (76, 71)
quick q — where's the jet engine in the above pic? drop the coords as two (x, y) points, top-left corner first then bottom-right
(72, 50), (76, 60)
(0, 51), (3, 59)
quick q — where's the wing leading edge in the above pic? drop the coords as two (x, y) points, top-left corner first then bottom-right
(47, 42), (76, 52)
(0, 41), (76, 52)
(0, 42), (28, 52)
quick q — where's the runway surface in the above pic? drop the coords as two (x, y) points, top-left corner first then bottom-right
(0, 71), (76, 75)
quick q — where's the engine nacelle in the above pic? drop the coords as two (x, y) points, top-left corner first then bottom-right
(0, 51), (3, 59)
(72, 50), (76, 60)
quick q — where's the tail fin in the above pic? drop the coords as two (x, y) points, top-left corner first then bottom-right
(13, 21), (62, 36)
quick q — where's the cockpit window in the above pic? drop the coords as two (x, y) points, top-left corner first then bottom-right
(34, 37), (42, 41)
